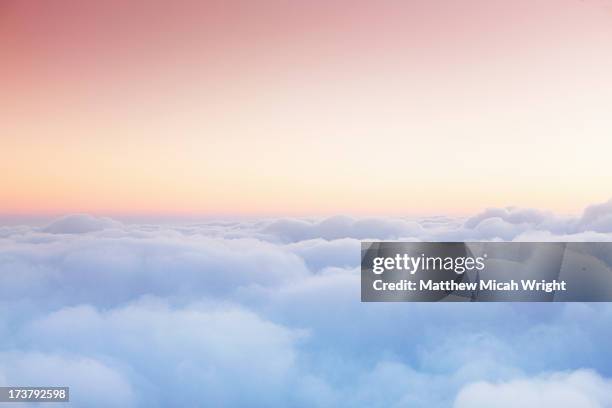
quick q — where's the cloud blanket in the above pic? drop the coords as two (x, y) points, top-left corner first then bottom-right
(1, 200), (612, 407)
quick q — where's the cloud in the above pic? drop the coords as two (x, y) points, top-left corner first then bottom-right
(42, 214), (122, 234)
(1, 199), (612, 406)
(18, 299), (303, 407)
(0, 352), (136, 408)
(577, 199), (612, 233)
(284, 238), (360, 272)
(262, 215), (424, 242)
(256, 197), (612, 243)
(0, 231), (310, 309)
(452, 200), (612, 240)
(464, 207), (552, 229)
(454, 370), (612, 408)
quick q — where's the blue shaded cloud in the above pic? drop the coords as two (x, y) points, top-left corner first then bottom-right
(1, 199), (612, 406)
(42, 214), (122, 234)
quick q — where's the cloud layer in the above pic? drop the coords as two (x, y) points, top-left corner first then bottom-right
(1, 199), (612, 406)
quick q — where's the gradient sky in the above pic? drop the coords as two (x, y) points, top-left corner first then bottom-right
(1, 0), (612, 216)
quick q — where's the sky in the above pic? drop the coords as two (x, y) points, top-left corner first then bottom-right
(2, 3), (612, 406)
(1, 0), (612, 217)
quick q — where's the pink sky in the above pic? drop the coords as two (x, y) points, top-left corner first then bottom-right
(1, 0), (612, 216)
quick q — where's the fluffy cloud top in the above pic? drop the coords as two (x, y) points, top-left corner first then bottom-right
(1, 199), (612, 407)
(42, 214), (122, 234)
(262, 215), (424, 242)
(455, 370), (612, 408)
(577, 199), (612, 233)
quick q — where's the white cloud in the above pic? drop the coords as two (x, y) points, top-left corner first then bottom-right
(577, 199), (612, 233)
(18, 299), (303, 407)
(1, 199), (612, 407)
(454, 370), (612, 408)
(284, 238), (360, 272)
(0, 232), (311, 308)
(42, 214), (122, 234)
(464, 207), (553, 229)
(262, 215), (424, 242)
(0, 352), (136, 408)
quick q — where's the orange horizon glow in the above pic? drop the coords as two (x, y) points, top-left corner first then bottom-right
(2, 0), (612, 217)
